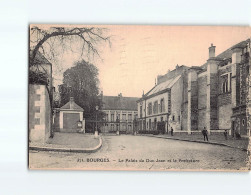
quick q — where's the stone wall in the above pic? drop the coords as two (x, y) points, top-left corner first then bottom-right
(29, 84), (51, 143)
(210, 73), (218, 129)
(170, 77), (183, 130)
(198, 75), (207, 130)
(181, 72), (188, 130)
(181, 102), (188, 130)
(218, 104), (232, 129)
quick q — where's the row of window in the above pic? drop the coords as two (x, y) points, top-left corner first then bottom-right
(105, 123), (133, 130)
(139, 99), (165, 118)
(105, 113), (137, 122)
(147, 98), (165, 115)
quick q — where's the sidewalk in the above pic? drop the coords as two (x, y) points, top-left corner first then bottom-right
(140, 133), (250, 151)
(29, 132), (102, 153)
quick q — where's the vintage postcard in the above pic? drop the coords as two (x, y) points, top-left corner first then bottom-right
(28, 24), (251, 171)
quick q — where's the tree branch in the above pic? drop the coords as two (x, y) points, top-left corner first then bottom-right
(29, 27), (110, 67)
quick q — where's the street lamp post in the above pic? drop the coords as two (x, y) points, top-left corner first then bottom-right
(95, 105), (99, 137)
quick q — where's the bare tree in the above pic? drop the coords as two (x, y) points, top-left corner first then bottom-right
(29, 25), (111, 67)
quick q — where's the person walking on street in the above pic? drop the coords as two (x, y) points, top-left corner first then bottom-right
(171, 127), (174, 136)
(202, 127), (208, 141)
(224, 130), (228, 140)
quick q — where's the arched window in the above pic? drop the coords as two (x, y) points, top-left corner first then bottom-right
(160, 98), (165, 113)
(221, 74), (230, 93)
(242, 119), (245, 126)
(148, 103), (152, 115)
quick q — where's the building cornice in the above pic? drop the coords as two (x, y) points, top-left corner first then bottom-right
(137, 88), (171, 102)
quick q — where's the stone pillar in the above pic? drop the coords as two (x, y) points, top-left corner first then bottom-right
(82, 119), (85, 133)
(59, 111), (63, 130)
(247, 39), (251, 137)
(187, 70), (198, 134)
(231, 63), (237, 108)
(120, 110), (123, 130)
(108, 110), (111, 121)
(206, 58), (221, 134)
(108, 110), (111, 132)
(231, 47), (242, 107)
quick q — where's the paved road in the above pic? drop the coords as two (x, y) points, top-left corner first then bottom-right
(29, 135), (249, 171)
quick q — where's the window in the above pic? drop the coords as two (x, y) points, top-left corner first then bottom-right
(172, 115), (175, 121)
(111, 114), (114, 122)
(148, 103), (152, 115)
(178, 115), (180, 122)
(222, 78), (228, 93)
(242, 119), (245, 126)
(140, 106), (143, 118)
(160, 98), (165, 113)
(122, 114), (126, 121)
(153, 101), (158, 114)
(221, 73), (232, 94)
(117, 114), (120, 120)
(105, 114), (108, 121)
(149, 119), (152, 129)
(154, 118), (157, 130)
(128, 114), (132, 121)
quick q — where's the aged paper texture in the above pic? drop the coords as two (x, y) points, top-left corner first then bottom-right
(28, 24), (251, 171)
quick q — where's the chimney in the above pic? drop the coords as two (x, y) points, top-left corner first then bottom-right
(70, 97), (74, 109)
(209, 43), (216, 58)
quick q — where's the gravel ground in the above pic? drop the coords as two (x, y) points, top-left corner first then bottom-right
(29, 135), (249, 171)
(30, 132), (100, 149)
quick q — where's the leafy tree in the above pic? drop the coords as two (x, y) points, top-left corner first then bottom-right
(59, 60), (104, 120)
(29, 25), (110, 137)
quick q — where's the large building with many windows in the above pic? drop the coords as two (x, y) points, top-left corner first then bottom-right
(101, 93), (138, 133)
(137, 39), (251, 137)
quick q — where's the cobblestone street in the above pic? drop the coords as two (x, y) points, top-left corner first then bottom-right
(29, 135), (249, 171)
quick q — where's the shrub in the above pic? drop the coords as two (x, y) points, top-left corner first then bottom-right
(29, 70), (49, 85)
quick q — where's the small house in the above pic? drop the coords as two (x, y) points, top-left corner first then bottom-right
(58, 97), (84, 132)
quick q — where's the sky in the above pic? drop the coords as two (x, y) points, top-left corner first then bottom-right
(32, 25), (251, 98)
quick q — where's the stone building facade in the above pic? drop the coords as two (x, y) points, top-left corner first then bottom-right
(137, 65), (188, 133)
(53, 97), (84, 133)
(137, 39), (251, 136)
(29, 51), (53, 143)
(101, 93), (138, 133)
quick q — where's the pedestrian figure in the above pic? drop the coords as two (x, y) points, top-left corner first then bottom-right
(235, 131), (241, 139)
(171, 127), (174, 136)
(202, 127), (208, 141)
(224, 130), (228, 140)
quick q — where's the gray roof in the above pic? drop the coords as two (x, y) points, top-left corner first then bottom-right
(102, 95), (138, 111)
(217, 40), (248, 59)
(200, 39), (249, 69)
(145, 75), (181, 97)
(60, 100), (84, 111)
